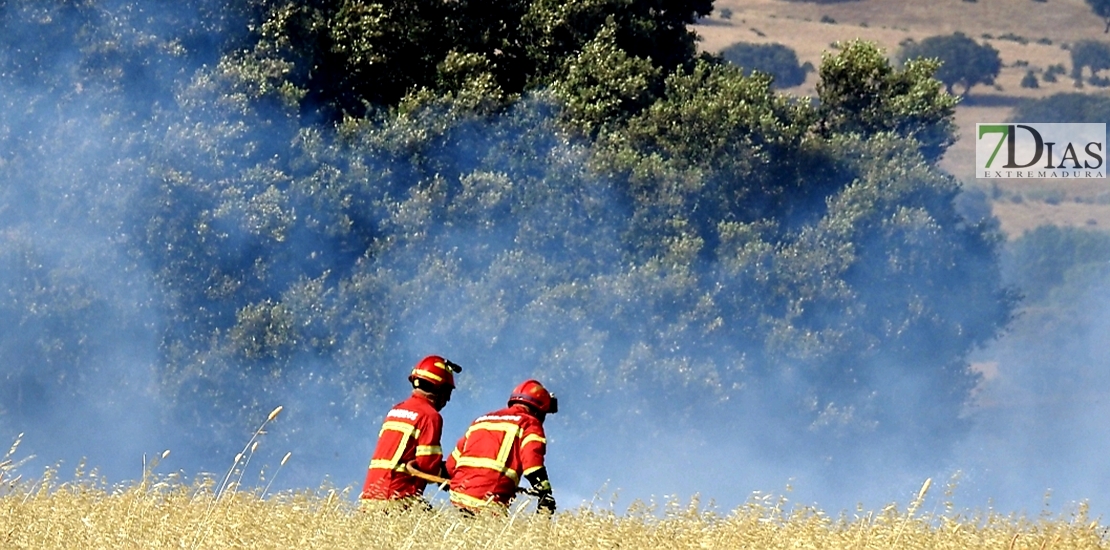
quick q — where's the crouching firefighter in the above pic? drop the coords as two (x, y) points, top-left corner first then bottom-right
(359, 355), (462, 510)
(446, 379), (558, 515)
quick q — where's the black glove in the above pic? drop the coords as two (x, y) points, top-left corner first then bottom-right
(537, 492), (556, 514)
(525, 466), (555, 514)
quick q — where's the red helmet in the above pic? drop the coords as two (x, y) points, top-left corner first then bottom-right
(508, 380), (558, 414)
(409, 355), (462, 389)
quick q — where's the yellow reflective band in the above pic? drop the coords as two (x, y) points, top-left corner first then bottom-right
(495, 425), (521, 467)
(368, 459), (408, 472)
(458, 420), (525, 481)
(523, 465), (544, 477)
(379, 421), (419, 437)
(465, 421), (520, 437)
(412, 368), (443, 382)
(415, 445), (442, 457)
(450, 490), (509, 512)
(376, 421), (417, 469)
(454, 456), (519, 482)
(521, 434), (546, 448)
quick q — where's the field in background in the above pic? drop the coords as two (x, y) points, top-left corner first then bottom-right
(693, 0), (1110, 238)
(2, 473), (1108, 549)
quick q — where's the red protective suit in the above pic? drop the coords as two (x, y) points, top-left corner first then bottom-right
(360, 393), (444, 501)
(445, 404), (546, 509)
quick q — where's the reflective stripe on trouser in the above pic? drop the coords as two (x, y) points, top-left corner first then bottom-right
(449, 490), (509, 514)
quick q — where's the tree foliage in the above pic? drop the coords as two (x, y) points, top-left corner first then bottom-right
(1070, 40), (1110, 83)
(0, 0), (1013, 472)
(1011, 92), (1110, 122)
(718, 42), (810, 88)
(231, 0), (713, 120)
(899, 32), (1001, 97)
(1086, 0), (1110, 33)
(819, 40), (959, 163)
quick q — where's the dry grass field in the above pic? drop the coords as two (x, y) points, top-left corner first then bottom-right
(3, 470), (1109, 550)
(3, 427), (1108, 549)
(693, 0), (1110, 238)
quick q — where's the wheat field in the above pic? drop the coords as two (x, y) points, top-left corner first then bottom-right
(3, 412), (1108, 549)
(3, 465), (1108, 549)
(3, 476), (1108, 549)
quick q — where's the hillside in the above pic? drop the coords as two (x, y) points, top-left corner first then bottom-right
(693, 0), (1110, 237)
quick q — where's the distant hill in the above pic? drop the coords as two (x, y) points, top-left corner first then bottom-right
(693, 0), (1110, 237)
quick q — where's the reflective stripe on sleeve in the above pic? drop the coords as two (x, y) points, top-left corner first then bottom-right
(415, 445), (442, 457)
(521, 434), (545, 447)
(522, 465), (543, 477)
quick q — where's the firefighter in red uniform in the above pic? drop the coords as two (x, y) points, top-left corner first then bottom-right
(446, 379), (558, 514)
(359, 355), (462, 508)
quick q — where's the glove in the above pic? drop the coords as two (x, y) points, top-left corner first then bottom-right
(537, 492), (556, 514)
(525, 466), (555, 514)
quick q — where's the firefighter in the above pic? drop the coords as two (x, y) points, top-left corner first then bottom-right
(446, 379), (558, 515)
(359, 355), (461, 509)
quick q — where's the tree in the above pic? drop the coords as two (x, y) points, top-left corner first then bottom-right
(899, 32), (1001, 97)
(1021, 70), (1039, 89)
(552, 24), (661, 136)
(0, 0), (1017, 484)
(718, 42), (811, 88)
(818, 40), (959, 163)
(233, 0), (714, 121)
(1086, 0), (1110, 33)
(1070, 40), (1110, 83)
(1011, 92), (1110, 123)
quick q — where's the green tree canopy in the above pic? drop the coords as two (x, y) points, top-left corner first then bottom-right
(1086, 0), (1110, 33)
(0, 0), (1013, 482)
(1011, 92), (1110, 123)
(718, 42), (811, 88)
(819, 40), (959, 163)
(899, 32), (1001, 97)
(233, 0), (713, 120)
(1070, 40), (1110, 83)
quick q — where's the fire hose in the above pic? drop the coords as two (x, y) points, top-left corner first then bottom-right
(405, 461), (541, 496)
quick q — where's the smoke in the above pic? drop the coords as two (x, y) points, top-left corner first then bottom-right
(3, 0), (1110, 522)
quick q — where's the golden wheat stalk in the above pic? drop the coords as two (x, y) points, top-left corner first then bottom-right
(190, 405), (284, 550)
(261, 452), (292, 499)
(215, 405), (283, 501)
(892, 478), (932, 547)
